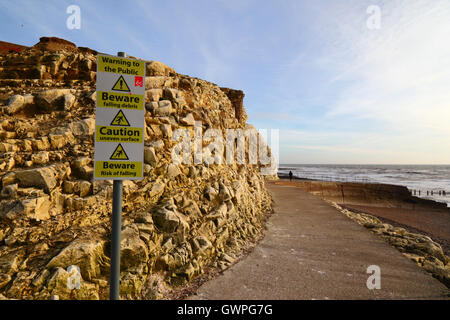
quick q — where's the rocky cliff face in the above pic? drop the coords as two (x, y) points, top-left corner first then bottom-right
(0, 37), (273, 299)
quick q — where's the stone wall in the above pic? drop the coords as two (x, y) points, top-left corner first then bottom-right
(286, 179), (447, 210)
(0, 37), (273, 300)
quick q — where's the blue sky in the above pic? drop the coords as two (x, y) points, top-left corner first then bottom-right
(1, 0), (449, 164)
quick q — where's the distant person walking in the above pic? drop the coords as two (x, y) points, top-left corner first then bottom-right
(289, 171), (293, 181)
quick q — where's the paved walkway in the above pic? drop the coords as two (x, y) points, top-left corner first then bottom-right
(190, 181), (449, 299)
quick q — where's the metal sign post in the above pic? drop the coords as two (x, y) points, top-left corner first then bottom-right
(93, 51), (145, 300)
(110, 51), (125, 300)
(110, 179), (123, 300)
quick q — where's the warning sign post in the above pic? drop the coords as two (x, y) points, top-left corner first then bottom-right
(94, 52), (145, 300)
(94, 53), (145, 180)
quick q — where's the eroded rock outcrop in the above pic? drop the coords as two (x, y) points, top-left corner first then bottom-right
(0, 37), (274, 300)
(331, 202), (450, 288)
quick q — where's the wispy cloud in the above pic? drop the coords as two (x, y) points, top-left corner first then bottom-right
(260, 0), (450, 163)
(322, 1), (450, 132)
(0, 0), (448, 164)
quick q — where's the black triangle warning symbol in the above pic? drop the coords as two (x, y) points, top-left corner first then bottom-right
(111, 75), (131, 92)
(110, 110), (130, 126)
(109, 143), (129, 160)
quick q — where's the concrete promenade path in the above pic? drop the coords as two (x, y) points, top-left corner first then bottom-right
(190, 181), (449, 300)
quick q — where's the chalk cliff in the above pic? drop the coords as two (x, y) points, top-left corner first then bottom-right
(0, 37), (274, 299)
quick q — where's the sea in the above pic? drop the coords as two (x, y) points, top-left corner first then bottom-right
(278, 164), (450, 207)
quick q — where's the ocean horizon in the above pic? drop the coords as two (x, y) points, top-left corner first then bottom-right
(278, 164), (450, 207)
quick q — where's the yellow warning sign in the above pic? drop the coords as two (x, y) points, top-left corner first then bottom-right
(98, 55), (145, 76)
(112, 75), (131, 92)
(110, 144), (129, 160)
(95, 161), (142, 179)
(95, 54), (146, 181)
(110, 110), (130, 126)
(97, 91), (144, 110)
(95, 126), (142, 143)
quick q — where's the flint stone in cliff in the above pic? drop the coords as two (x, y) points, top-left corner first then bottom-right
(232, 180), (245, 202)
(153, 207), (189, 236)
(206, 203), (228, 227)
(134, 224), (156, 246)
(68, 118), (95, 136)
(0, 250), (24, 275)
(87, 91), (97, 103)
(219, 182), (233, 201)
(146, 61), (175, 77)
(63, 181), (76, 194)
(182, 200), (202, 218)
(3, 156), (15, 172)
(122, 180), (137, 196)
(120, 273), (146, 298)
(188, 166), (198, 178)
(35, 89), (73, 111)
(147, 139), (164, 149)
(191, 235), (213, 256)
(65, 180), (92, 197)
(167, 163), (181, 179)
(180, 113), (195, 126)
(79, 181), (92, 197)
(2, 172), (16, 187)
(1, 195), (52, 221)
(144, 147), (157, 166)
(0, 143), (16, 153)
(204, 186), (218, 201)
(0, 184), (18, 199)
(149, 179), (165, 198)
(155, 100), (173, 116)
(0, 275), (11, 290)
(163, 88), (181, 101)
(49, 134), (68, 149)
(72, 157), (93, 180)
(145, 76), (173, 89)
(31, 137), (50, 151)
(135, 210), (154, 225)
(7, 94), (33, 114)
(120, 225), (149, 270)
(46, 267), (99, 300)
(14, 163), (70, 193)
(63, 93), (76, 111)
(31, 151), (49, 165)
(145, 101), (157, 113)
(160, 123), (172, 138)
(46, 238), (107, 281)
(146, 89), (163, 102)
